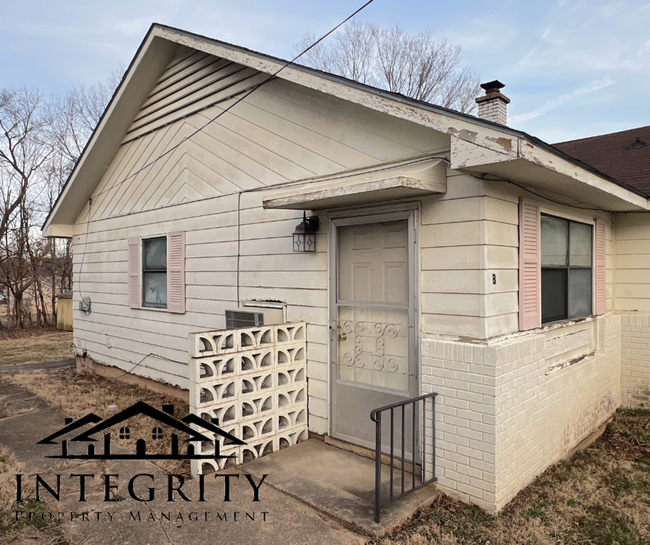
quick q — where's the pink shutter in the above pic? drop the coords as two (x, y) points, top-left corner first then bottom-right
(128, 238), (141, 308)
(518, 198), (541, 331)
(167, 232), (186, 314)
(594, 219), (606, 315)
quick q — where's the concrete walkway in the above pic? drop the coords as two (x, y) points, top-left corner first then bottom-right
(0, 377), (364, 545)
(0, 357), (76, 373)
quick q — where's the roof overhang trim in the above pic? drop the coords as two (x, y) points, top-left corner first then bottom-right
(42, 23), (650, 236)
(263, 158), (446, 210)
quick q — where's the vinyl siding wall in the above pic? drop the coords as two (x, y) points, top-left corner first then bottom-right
(71, 47), (448, 436)
(615, 213), (650, 407)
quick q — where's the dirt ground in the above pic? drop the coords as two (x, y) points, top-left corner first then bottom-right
(0, 329), (72, 366)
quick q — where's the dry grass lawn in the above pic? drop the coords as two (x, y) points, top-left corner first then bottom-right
(378, 408), (650, 545)
(0, 329), (73, 366)
(0, 444), (74, 544)
(5, 368), (191, 476)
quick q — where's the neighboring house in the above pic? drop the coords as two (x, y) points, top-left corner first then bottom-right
(42, 24), (650, 513)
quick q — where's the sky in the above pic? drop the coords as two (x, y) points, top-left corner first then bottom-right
(1, 0), (649, 143)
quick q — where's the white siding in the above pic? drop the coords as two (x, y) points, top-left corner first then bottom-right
(72, 54), (448, 434)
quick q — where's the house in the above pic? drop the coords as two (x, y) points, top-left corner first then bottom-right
(42, 23), (650, 513)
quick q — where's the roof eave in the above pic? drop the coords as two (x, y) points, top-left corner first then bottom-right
(43, 23), (650, 234)
(42, 24), (179, 235)
(451, 133), (649, 211)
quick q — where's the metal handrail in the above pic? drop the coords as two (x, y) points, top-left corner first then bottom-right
(370, 392), (437, 523)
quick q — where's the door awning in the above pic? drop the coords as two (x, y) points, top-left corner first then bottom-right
(262, 157), (447, 210)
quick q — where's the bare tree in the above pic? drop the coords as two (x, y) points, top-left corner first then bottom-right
(0, 69), (120, 328)
(50, 66), (123, 174)
(0, 87), (52, 245)
(296, 22), (481, 114)
(0, 87), (54, 326)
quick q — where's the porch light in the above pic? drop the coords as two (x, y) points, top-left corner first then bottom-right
(293, 211), (319, 252)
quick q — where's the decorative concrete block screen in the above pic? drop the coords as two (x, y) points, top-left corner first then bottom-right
(188, 322), (308, 475)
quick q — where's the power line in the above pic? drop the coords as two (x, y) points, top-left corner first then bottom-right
(90, 0), (376, 203)
(72, 0), (378, 365)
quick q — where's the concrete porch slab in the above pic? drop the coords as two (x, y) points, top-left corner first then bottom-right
(242, 439), (440, 535)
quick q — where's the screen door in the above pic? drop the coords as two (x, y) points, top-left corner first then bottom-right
(330, 211), (418, 450)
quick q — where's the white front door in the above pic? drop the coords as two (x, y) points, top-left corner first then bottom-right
(330, 210), (418, 450)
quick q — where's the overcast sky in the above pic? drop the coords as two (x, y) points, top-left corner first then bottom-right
(1, 0), (649, 143)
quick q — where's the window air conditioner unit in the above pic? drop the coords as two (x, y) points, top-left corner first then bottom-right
(225, 307), (284, 329)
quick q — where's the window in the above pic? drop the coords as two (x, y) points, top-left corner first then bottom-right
(119, 426), (130, 439)
(541, 215), (592, 323)
(142, 237), (167, 308)
(152, 427), (163, 440)
(128, 233), (185, 313)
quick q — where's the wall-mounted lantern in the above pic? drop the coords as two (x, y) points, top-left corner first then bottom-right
(293, 211), (319, 252)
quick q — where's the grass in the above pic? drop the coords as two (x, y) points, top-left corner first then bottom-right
(5, 368), (191, 476)
(0, 329), (73, 366)
(0, 444), (72, 544)
(377, 408), (650, 545)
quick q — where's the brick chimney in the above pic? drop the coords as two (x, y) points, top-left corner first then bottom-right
(475, 80), (510, 125)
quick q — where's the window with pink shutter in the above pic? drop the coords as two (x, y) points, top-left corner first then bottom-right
(128, 232), (185, 313)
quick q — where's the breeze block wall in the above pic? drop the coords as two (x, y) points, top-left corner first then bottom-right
(621, 314), (650, 407)
(422, 313), (622, 513)
(188, 322), (308, 475)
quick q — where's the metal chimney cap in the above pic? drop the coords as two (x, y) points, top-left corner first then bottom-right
(480, 80), (505, 92)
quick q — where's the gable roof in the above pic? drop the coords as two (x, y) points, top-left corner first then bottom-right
(42, 23), (650, 234)
(553, 126), (650, 197)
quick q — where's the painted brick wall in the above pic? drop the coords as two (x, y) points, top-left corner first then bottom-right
(492, 313), (621, 509)
(621, 314), (650, 407)
(422, 313), (622, 512)
(422, 338), (497, 510)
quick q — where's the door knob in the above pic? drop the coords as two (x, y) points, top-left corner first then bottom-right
(338, 332), (347, 341)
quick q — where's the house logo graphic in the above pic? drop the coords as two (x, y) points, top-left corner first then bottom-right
(37, 401), (246, 460)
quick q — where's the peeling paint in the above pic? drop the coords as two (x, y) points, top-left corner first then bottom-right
(496, 137), (512, 151)
(546, 350), (596, 375)
(458, 129), (478, 142)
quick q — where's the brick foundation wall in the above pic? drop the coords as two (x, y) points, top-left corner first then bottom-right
(621, 314), (650, 407)
(422, 313), (622, 513)
(492, 313), (621, 510)
(422, 339), (497, 511)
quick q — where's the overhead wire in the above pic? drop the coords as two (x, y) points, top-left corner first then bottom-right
(89, 0), (377, 203)
(72, 0), (378, 377)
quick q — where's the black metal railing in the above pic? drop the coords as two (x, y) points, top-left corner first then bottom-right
(370, 392), (437, 523)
